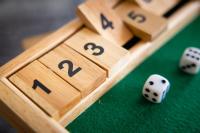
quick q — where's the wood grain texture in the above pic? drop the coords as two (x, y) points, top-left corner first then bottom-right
(0, 1), (199, 132)
(116, 1), (167, 40)
(39, 44), (106, 97)
(9, 60), (81, 119)
(131, 0), (180, 16)
(77, 0), (133, 46)
(64, 28), (130, 77)
(0, 80), (68, 133)
(22, 32), (51, 50)
(0, 100), (34, 133)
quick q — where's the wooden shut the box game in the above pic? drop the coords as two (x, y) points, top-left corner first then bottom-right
(0, 0), (199, 132)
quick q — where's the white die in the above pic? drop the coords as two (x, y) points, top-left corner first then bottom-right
(142, 74), (170, 103)
(179, 47), (200, 74)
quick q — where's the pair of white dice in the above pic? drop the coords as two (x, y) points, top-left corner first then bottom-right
(180, 47), (200, 74)
(142, 47), (200, 103)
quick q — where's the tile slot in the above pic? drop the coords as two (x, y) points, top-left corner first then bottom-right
(164, 0), (189, 18)
(123, 36), (141, 50)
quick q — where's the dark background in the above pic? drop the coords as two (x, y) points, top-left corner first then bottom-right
(0, 0), (83, 132)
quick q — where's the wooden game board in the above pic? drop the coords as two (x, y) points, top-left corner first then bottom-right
(0, 0), (199, 132)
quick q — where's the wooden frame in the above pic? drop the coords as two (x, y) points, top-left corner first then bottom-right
(22, 32), (52, 50)
(0, 1), (199, 132)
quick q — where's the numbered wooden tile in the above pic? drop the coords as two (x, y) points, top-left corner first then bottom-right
(77, 0), (133, 46)
(39, 45), (106, 97)
(133, 0), (180, 16)
(9, 60), (81, 119)
(116, 1), (167, 40)
(64, 28), (130, 77)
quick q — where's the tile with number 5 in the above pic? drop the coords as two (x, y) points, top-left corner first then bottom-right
(116, 1), (167, 40)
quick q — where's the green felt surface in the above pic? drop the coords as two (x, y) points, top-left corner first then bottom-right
(67, 16), (200, 133)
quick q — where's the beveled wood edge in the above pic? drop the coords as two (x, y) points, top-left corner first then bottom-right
(59, 1), (200, 127)
(0, 18), (83, 133)
(0, 79), (68, 133)
(22, 32), (52, 50)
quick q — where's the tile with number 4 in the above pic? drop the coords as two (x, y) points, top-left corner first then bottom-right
(64, 28), (130, 77)
(116, 1), (167, 40)
(9, 60), (81, 119)
(77, 0), (133, 46)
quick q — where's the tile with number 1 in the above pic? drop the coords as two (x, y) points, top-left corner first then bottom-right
(9, 60), (81, 119)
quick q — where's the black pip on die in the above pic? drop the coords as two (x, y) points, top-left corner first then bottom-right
(142, 74), (170, 103)
(180, 47), (200, 74)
